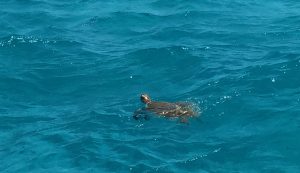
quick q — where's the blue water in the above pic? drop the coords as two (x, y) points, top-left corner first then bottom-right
(1, 0), (300, 172)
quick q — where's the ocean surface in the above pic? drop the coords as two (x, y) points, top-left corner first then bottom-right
(1, 0), (300, 172)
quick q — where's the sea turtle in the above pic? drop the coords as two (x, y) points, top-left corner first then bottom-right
(134, 94), (198, 123)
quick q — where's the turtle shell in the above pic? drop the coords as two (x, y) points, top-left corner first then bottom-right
(146, 101), (195, 117)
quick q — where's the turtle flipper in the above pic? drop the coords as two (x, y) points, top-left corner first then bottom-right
(179, 116), (189, 123)
(133, 108), (150, 121)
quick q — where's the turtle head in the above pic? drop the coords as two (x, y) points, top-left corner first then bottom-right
(140, 94), (151, 104)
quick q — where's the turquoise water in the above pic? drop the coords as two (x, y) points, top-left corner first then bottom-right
(1, 0), (300, 172)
